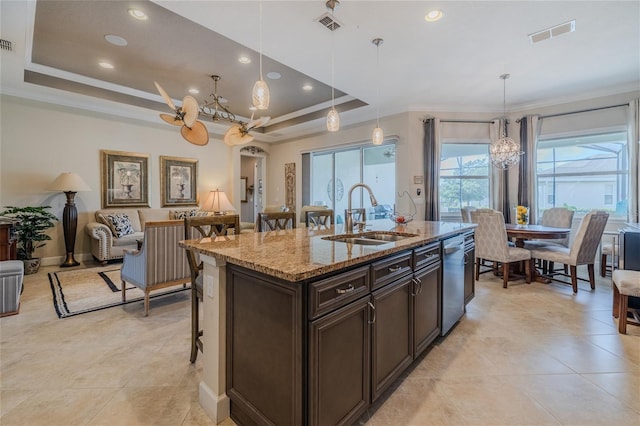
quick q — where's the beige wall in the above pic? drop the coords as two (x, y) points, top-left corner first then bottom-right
(0, 95), (234, 264)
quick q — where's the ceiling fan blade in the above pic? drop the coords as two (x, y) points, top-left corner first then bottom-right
(182, 95), (199, 127)
(246, 116), (270, 131)
(223, 124), (254, 146)
(181, 120), (209, 146)
(154, 81), (176, 111)
(159, 113), (183, 126)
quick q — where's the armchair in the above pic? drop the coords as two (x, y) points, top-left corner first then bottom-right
(120, 221), (191, 316)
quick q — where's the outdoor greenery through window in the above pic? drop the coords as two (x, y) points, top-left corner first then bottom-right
(439, 143), (491, 219)
(536, 131), (628, 219)
(307, 143), (396, 225)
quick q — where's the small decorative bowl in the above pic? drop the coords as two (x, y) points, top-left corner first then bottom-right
(390, 213), (414, 225)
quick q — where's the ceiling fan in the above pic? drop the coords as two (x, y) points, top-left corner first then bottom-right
(155, 75), (270, 147)
(154, 81), (209, 146)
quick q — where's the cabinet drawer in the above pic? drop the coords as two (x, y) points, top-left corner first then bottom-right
(413, 242), (441, 271)
(308, 266), (370, 319)
(370, 251), (412, 290)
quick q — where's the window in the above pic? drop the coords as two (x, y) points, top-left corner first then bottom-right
(439, 143), (491, 220)
(306, 143), (396, 224)
(536, 131), (628, 219)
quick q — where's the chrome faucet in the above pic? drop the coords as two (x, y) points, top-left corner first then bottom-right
(345, 183), (378, 232)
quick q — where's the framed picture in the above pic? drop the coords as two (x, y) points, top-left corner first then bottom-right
(101, 150), (150, 208)
(240, 176), (248, 202)
(160, 156), (198, 207)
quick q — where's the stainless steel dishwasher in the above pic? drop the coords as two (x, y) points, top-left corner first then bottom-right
(441, 233), (465, 335)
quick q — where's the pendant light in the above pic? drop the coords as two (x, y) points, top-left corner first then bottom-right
(372, 38), (384, 145)
(490, 73), (523, 169)
(326, 0), (340, 132)
(252, 0), (269, 110)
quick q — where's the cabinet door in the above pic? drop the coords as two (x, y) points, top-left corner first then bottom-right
(309, 296), (371, 426)
(371, 277), (413, 402)
(464, 247), (475, 305)
(413, 261), (441, 357)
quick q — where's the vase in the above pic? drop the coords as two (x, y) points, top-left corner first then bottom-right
(23, 258), (41, 275)
(513, 206), (529, 227)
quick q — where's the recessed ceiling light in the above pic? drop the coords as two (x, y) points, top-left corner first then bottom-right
(238, 56), (251, 64)
(128, 8), (148, 21)
(99, 61), (114, 69)
(302, 84), (313, 91)
(104, 34), (128, 46)
(188, 88), (199, 95)
(425, 10), (443, 22)
(266, 71), (281, 80)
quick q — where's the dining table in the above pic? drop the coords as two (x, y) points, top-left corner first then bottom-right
(505, 224), (572, 283)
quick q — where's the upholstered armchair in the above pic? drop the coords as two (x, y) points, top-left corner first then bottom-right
(471, 209), (532, 288)
(120, 220), (191, 316)
(529, 210), (609, 293)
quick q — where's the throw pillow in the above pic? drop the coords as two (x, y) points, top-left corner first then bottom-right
(101, 213), (135, 238)
(171, 209), (207, 220)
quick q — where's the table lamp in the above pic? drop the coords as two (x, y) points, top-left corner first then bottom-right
(49, 172), (91, 267)
(202, 189), (234, 215)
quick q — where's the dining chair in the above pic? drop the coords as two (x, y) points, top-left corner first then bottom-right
(524, 207), (574, 273)
(257, 211), (296, 232)
(460, 206), (476, 223)
(600, 231), (619, 277)
(306, 209), (334, 228)
(470, 209), (532, 288)
(184, 214), (239, 363)
(299, 205), (329, 224)
(529, 210), (609, 293)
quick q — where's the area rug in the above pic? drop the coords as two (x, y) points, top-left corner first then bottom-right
(48, 266), (190, 318)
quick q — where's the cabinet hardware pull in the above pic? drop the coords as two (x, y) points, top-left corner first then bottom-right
(410, 277), (419, 296)
(412, 276), (423, 295)
(463, 252), (468, 265)
(368, 301), (376, 324)
(388, 265), (401, 272)
(335, 284), (355, 294)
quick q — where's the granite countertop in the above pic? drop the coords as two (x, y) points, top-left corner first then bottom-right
(179, 220), (476, 282)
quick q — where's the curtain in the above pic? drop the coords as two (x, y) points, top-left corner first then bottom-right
(423, 118), (440, 220)
(490, 119), (511, 222)
(517, 115), (540, 224)
(629, 99), (640, 223)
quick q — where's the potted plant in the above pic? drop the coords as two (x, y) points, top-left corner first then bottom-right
(0, 206), (57, 274)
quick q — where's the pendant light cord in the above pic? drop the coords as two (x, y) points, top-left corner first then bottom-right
(376, 41), (380, 126)
(259, 0), (263, 80)
(330, 9), (335, 108)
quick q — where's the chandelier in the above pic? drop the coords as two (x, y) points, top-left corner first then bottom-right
(490, 74), (523, 169)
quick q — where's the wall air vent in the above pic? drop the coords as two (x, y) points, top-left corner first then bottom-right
(0, 39), (13, 51)
(529, 20), (575, 44)
(317, 13), (342, 31)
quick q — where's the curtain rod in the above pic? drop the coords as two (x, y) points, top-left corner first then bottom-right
(540, 103), (627, 120)
(437, 119), (495, 124)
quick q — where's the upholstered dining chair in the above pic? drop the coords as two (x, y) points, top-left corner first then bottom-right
(524, 207), (575, 273)
(529, 210), (609, 293)
(460, 206), (477, 223)
(121, 221), (191, 316)
(600, 232), (619, 277)
(471, 209), (532, 288)
(256, 211), (296, 232)
(306, 209), (334, 228)
(184, 214), (239, 363)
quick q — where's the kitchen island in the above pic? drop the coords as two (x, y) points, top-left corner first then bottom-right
(180, 220), (475, 425)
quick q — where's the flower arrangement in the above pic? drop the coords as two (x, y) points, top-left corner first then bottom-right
(515, 205), (529, 226)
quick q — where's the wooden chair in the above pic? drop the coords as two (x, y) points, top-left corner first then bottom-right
(257, 212), (296, 232)
(471, 209), (532, 288)
(306, 209), (334, 228)
(184, 215), (239, 363)
(529, 210), (609, 293)
(299, 205), (329, 224)
(612, 270), (640, 334)
(121, 221), (191, 316)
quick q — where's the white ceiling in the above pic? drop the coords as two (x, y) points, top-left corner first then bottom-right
(1, 0), (638, 143)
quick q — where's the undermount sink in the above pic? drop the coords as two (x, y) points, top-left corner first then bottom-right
(322, 231), (418, 245)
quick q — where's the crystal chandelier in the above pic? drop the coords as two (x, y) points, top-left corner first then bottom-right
(490, 74), (523, 169)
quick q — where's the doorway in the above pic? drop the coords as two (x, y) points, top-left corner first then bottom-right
(240, 154), (265, 223)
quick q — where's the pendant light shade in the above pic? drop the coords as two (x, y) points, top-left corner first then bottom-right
(252, 0), (269, 110)
(252, 79), (269, 110)
(327, 107), (340, 132)
(371, 38), (384, 145)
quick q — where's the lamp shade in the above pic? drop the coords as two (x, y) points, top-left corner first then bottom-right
(372, 127), (384, 145)
(49, 172), (91, 192)
(326, 107), (340, 132)
(202, 189), (235, 214)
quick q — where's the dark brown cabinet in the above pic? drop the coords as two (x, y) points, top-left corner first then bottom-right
(413, 260), (441, 356)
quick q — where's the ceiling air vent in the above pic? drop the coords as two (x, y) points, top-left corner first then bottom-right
(317, 13), (342, 31)
(0, 39), (13, 51)
(529, 20), (575, 44)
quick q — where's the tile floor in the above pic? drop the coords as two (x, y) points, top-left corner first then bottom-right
(1, 261), (638, 425)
